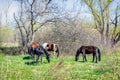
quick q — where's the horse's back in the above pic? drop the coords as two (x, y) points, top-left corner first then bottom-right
(80, 46), (98, 54)
(31, 42), (40, 48)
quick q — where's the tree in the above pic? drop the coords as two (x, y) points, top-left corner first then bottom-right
(83, 0), (110, 44)
(83, 0), (120, 47)
(111, 3), (120, 46)
(14, 0), (53, 52)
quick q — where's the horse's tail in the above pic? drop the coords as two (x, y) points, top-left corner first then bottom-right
(97, 48), (101, 61)
(56, 45), (60, 57)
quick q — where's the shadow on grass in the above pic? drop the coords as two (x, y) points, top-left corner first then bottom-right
(25, 61), (48, 65)
(22, 55), (36, 65)
(25, 61), (37, 65)
(79, 61), (84, 62)
(78, 60), (98, 63)
(23, 56), (37, 65)
(24, 56), (48, 65)
(23, 56), (33, 60)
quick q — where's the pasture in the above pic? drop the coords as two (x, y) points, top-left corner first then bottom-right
(0, 51), (120, 80)
(0, 0), (120, 80)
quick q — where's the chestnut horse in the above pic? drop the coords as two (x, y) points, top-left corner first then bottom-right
(28, 42), (50, 64)
(42, 43), (59, 57)
(75, 46), (101, 63)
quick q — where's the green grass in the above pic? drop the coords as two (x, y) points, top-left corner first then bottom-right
(0, 52), (120, 80)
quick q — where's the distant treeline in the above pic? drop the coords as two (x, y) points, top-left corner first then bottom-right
(0, 47), (24, 55)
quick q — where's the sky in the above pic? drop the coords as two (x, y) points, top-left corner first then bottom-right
(0, 0), (19, 26)
(0, 0), (119, 27)
(0, 0), (92, 27)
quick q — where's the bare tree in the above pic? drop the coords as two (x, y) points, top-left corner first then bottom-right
(83, 0), (120, 47)
(111, 4), (120, 47)
(14, 0), (53, 52)
(83, 0), (112, 45)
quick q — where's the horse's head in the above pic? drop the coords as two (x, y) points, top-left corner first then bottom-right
(75, 48), (80, 61)
(42, 46), (50, 63)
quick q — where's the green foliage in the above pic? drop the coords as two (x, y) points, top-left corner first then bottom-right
(0, 51), (120, 80)
(108, 0), (112, 3)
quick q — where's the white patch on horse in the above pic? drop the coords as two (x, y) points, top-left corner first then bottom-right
(42, 43), (49, 50)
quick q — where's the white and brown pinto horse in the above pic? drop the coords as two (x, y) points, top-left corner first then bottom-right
(42, 43), (60, 57)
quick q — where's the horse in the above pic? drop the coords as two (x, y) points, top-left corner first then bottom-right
(75, 46), (101, 63)
(28, 42), (50, 64)
(42, 43), (60, 57)
(28, 42), (40, 57)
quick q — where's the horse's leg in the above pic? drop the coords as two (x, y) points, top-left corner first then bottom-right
(81, 50), (84, 62)
(84, 55), (87, 62)
(97, 48), (101, 61)
(56, 45), (59, 58)
(92, 53), (97, 63)
(95, 50), (98, 63)
(92, 54), (95, 62)
(31, 51), (35, 60)
(56, 51), (58, 58)
(54, 50), (56, 56)
(46, 54), (50, 63)
(40, 55), (43, 64)
(82, 50), (85, 62)
(36, 55), (39, 64)
(54, 44), (56, 56)
(83, 55), (86, 62)
(95, 53), (98, 63)
(32, 54), (34, 58)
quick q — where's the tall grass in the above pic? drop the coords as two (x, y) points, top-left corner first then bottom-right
(0, 51), (120, 80)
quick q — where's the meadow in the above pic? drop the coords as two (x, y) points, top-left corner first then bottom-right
(0, 50), (120, 80)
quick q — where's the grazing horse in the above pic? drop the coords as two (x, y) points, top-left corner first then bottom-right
(28, 42), (50, 64)
(75, 46), (101, 63)
(28, 42), (40, 57)
(42, 43), (60, 57)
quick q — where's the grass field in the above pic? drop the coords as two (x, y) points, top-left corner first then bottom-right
(0, 51), (120, 80)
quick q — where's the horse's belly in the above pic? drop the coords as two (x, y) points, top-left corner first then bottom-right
(86, 51), (92, 54)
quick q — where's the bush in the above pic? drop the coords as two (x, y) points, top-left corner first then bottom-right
(0, 47), (23, 55)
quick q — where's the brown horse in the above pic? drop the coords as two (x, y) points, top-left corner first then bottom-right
(28, 42), (50, 64)
(42, 43), (59, 57)
(28, 42), (40, 57)
(75, 46), (101, 63)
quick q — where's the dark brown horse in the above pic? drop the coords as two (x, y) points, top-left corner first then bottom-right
(42, 43), (59, 57)
(75, 46), (101, 63)
(28, 42), (50, 64)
